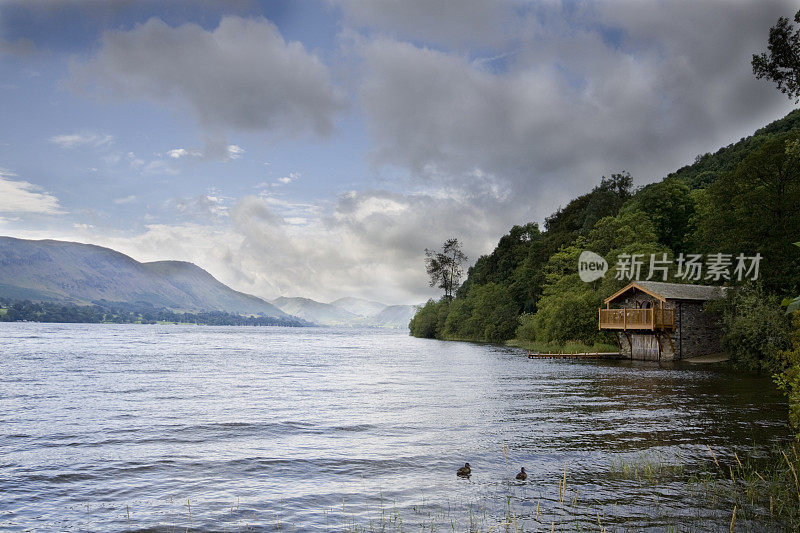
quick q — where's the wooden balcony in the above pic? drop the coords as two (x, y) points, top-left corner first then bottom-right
(598, 308), (675, 331)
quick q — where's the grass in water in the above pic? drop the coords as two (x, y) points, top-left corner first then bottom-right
(506, 338), (619, 354)
(609, 453), (686, 484)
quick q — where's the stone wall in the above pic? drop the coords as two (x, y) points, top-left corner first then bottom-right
(608, 288), (722, 361)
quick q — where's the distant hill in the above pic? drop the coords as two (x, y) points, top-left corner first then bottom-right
(271, 296), (359, 325)
(369, 305), (417, 328)
(0, 237), (288, 317)
(329, 296), (386, 317)
(271, 296), (417, 328)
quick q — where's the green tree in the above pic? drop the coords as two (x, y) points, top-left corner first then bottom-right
(697, 133), (800, 293)
(409, 299), (448, 339)
(621, 179), (696, 253)
(544, 173), (633, 237)
(710, 284), (792, 372)
(775, 313), (800, 433)
(425, 238), (468, 300)
(443, 283), (518, 343)
(520, 209), (666, 346)
(752, 9), (800, 102)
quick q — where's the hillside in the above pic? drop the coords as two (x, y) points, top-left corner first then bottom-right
(271, 296), (417, 328)
(668, 108), (800, 189)
(0, 237), (288, 317)
(369, 305), (417, 328)
(329, 297), (387, 317)
(271, 297), (360, 325)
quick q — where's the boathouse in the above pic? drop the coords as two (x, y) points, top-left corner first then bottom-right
(598, 281), (727, 361)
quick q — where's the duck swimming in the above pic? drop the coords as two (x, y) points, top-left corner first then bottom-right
(457, 463), (471, 477)
(515, 467), (527, 480)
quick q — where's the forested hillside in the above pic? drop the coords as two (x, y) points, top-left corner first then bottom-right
(410, 109), (800, 348)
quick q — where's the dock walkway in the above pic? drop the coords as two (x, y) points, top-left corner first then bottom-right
(527, 351), (622, 360)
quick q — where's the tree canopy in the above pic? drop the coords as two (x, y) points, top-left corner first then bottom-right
(425, 238), (467, 300)
(752, 9), (800, 102)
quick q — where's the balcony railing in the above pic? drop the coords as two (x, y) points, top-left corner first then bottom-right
(598, 308), (675, 331)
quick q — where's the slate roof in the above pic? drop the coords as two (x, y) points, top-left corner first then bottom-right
(605, 281), (728, 304)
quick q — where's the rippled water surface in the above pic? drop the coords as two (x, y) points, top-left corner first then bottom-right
(0, 323), (792, 531)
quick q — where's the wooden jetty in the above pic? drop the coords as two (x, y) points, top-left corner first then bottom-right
(527, 351), (622, 360)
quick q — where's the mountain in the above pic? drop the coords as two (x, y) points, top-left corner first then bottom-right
(272, 295), (417, 328)
(369, 305), (417, 328)
(271, 297), (359, 325)
(0, 237), (287, 317)
(329, 296), (387, 317)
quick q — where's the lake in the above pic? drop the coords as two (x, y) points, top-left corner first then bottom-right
(0, 323), (791, 531)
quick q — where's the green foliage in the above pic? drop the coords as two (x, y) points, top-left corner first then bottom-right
(752, 9), (800, 102)
(544, 172), (633, 237)
(775, 313), (800, 432)
(621, 179), (696, 253)
(711, 284), (792, 373)
(514, 210), (663, 346)
(696, 133), (800, 294)
(408, 299), (449, 339)
(524, 286), (602, 344)
(666, 109), (800, 189)
(783, 243), (800, 314)
(443, 283), (517, 343)
(457, 223), (543, 302)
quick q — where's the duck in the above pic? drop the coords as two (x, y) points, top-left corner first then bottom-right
(457, 462), (471, 477)
(515, 467), (527, 481)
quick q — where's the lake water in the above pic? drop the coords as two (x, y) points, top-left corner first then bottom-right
(0, 323), (792, 531)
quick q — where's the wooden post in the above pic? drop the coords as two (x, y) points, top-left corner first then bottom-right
(623, 308), (626, 330)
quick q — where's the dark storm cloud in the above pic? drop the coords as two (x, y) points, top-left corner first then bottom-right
(355, 0), (796, 206)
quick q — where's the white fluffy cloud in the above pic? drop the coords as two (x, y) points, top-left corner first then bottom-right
(71, 16), (344, 138)
(49, 131), (113, 149)
(0, 169), (63, 214)
(220, 190), (516, 303)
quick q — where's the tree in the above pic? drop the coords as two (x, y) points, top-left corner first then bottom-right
(696, 133), (800, 294)
(425, 238), (467, 300)
(710, 284), (792, 372)
(621, 179), (696, 254)
(409, 299), (449, 339)
(752, 9), (800, 102)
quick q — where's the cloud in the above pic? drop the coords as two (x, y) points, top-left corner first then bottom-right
(62, 187), (517, 304)
(114, 195), (137, 204)
(166, 143), (243, 162)
(71, 16), (344, 138)
(166, 148), (197, 159)
(0, 168), (63, 214)
(224, 189), (517, 303)
(332, 0), (512, 48)
(49, 131), (114, 148)
(277, 172), (300, 185)
(172, 190), (229, 221)
(356, 1), (796, 203)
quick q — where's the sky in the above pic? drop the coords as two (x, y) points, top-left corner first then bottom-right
(0, 0), (796, 305)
